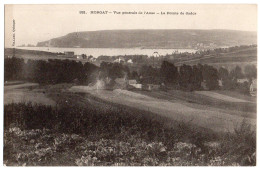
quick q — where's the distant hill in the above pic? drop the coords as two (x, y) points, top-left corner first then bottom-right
(174, 45), (257, 70)
(36, 29), (257, 49)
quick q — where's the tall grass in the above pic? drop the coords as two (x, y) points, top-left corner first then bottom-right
(4, 102), (256, 166)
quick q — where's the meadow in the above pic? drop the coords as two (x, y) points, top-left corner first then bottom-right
(4, 83), (256, 166)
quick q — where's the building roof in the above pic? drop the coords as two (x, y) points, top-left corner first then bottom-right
(237, 78), (249, 83)
(115, 78), (127, 84)
(251, 79), (257, 89)
(128, 79), (137, 84)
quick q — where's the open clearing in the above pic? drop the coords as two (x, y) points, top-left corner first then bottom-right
(4, 82), (56, 106)
(70, 86), (256, 133)
(4, 82), (256, 133)
(195, 91), (249, 103)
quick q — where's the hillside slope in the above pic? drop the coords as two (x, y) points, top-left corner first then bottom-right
(37, 29), (256, 49)
(175, 46), (257, 65)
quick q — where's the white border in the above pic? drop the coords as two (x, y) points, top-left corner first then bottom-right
(0, 0), (259, 169)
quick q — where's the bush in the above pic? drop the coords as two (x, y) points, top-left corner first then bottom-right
(4, 103), (256, 166)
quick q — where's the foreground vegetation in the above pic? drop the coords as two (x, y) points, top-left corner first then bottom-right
(4, 102), (256, 166)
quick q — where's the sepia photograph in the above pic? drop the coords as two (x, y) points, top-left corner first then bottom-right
(3, 3), (257, 166)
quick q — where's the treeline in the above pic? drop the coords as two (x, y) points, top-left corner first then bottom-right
(97, 55), (148, 63)
(4, 57), (98, 84)
(139, 61), (256, 92)
(95, 45), (256, 65)
(166, 45), (257, 59)
(99, 62), (130, 79)
(97, 60), (256, 93)
(5, 57), (256, 93)
(138, 61), (219, 91)
(219, 65), (256, 92)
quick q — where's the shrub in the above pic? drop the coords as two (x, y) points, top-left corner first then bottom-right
(4, 103), (256, 166)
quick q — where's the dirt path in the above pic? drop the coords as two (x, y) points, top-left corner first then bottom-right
(4, 83), (56, 106)
(70, 87), (256, 133)
(4, 83), (38, 90)
(195, 91), (249, 103)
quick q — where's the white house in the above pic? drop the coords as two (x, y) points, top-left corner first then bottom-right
(127, 59), (133, 64)
(76, 55), (83, 59)
(128, 79), (142, 89)
(90, 57), (97, 62)
(147, 84), (160, 91)
(250, 79), (257, 96)
(218, 79), (223, 87)
(114, 58), (125, 63)
(128, 79), (137, 85)
(64, 51), (75, 58)
(237, 78), (249, 84)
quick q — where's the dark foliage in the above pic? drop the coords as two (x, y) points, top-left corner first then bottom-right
(5, 57), (256, 93)
(99, 62), (130, 80)
(202, 65), (219, 90)
(4, 103), (256, 166)
(4, 102), (202, 148)
(5, 58), (98, 84)
(160, 61), (179, 85)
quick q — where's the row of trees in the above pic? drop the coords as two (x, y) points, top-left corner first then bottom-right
(5, 57), (256, 93)
(96, 61), (220, 91)
(138, 61), (256, 92)
(218, 65), (256, 93)
(99, 62), (130, 79)
(4, 57), (98, 84)
(139, 61), (219, 91)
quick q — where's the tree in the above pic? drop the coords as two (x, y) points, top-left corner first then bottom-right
(140, 65), (160, 84)
(179, 64), (193, 90)
(230, 66), (244, 80)
(130, 71), (139, 80)
(218, 67), (229, 80)
(191, 65), (203, 90)
(244, 65), (257, 80)
(99, 62), (130, 80)
(202, 65), (219, 90)
(4, 57), (25, 81)
(218, 67), (233, 89)
(160, 61), (179, 85)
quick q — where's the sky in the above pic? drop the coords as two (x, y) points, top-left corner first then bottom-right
(5, 4), (257, 47)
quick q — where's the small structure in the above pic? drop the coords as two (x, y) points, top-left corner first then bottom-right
(131, 84), (142, 89)
(90, 57), (97, 62)
(218, 79), (223, 87)
(128, 79), (142, 89)
(76, 54), (87, 60)
(250, 79), (257, 96)
(146, 84), (160, 91)
(5, 55), (13, 58)
(76, 55), (83, 59)
(127, 59), (133, 64)
(114, 58), (125, 63)
(237, 78), (249, 84)
(201, 80), (209, 90)
(128, 79), (137, 85)
(114, 78), (127, 89)
(64, 51), (75, 58)
(152, 52), (160, 58)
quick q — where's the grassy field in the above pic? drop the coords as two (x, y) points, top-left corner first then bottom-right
(4, 82), (56, 106)
(137, 89), (256, 117)
(4, 82), (256, 166)
(4, 100), (255, 166)
(4, 82), (256, 132)
(175, 47), (257, 70)
(69, 87), (256, 133)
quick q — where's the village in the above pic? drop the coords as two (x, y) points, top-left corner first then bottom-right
(57, 50), (257, 97)
(3, 3), (258, 166)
